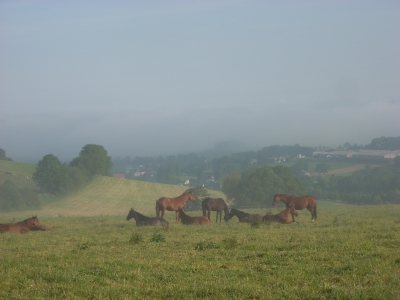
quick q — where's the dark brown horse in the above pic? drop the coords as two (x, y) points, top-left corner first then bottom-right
(262, 206), (299, 224)
(272, 194), (317, 221)
(226, 208), (262, 223)
(0, 216), (40, 234)
(177, 208), (211, 225)
(156, 191), (196, 223)
(126, 208), (169, 227)
(202, 197), (230, 223)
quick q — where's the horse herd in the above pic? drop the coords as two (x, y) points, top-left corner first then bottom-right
(127, 191), (317, 227)
(0, 192), (317, 234)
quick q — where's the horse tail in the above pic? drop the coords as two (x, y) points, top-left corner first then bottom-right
(314, 203), (317, 221)
(156, 201), (160, 217)
(202, 201), (206, 217)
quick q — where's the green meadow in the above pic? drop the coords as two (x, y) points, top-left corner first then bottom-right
(1, 162), (400, 299)
(1, 203), (400, 299)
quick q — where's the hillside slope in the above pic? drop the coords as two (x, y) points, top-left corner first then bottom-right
(2, 176), (225, 218)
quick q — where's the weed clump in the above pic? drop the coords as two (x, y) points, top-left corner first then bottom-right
(129, 233), (143, 245)
(150, 232), (165, 243)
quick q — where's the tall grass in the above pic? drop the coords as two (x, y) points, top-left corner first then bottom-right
(1, 204), (399, 299)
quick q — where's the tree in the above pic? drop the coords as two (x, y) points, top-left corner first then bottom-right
(33, 154), (67, 195)
(70, 144), (112, 177)
(0, 180), (24, 210)
(0, 148), (13, 161)
(184, 185), (210, 211)
(222, 172), (241, 202)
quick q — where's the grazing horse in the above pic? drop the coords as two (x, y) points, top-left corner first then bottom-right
(272, 194), (317, 221)
(202, 197), (230, 223)
(156, 191), (196, 223)
(226, 208), (262, 223)
(0, 216), (40, 234)
(177, 208), (211, 225)
(262, 207), (299, 224)
(126, 208), (169, 227)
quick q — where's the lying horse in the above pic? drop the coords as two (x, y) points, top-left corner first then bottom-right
(156, 191), (196, 223)
(177, 207), (211, 225)
(226, 208), (262, 223)
(202, 197), (229, 223)
(262, 206), (298, 224)
(272, 194), (317, 221)
(0, 216), (40, 234)
(126, 208), (169, 227)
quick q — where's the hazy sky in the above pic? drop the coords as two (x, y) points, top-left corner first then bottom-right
(1, 1), (399, 163)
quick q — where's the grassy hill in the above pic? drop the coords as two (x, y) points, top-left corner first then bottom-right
(0, 159), (378, 220)
(0, 176), (225, 219)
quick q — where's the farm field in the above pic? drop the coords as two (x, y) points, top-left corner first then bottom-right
(1, 203), (400, 299)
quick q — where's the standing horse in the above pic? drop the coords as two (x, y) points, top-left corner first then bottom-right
(262, 207), (298, 224)
(226, 208), (262, 223)
(177, 208), (211, 225)
(126, 208), (169, 227)
(156, 191), (196, 223)
(202, 197), (230, 223)
(0, 216), (40, 234)
(272, 194), (317, 221)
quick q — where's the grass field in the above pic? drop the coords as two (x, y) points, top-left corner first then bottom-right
(1, 203), (400, 299)
(0, 175), (225, 220)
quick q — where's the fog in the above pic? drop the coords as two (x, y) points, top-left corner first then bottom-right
(1, 1), (399, 163)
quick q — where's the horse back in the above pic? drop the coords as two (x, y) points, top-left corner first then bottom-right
(193, 216), (211, 224)
(0, 223), (30, 234)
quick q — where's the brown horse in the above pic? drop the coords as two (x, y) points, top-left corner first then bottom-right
(262, 206), (299, 224)
(126, 208), (169, 227)
(156, 191), (196, 223)
(0, 216), (40, 234)
(272, 194), (317, 221)
(177, 207), (211, 225)
(202, 197), (230, 223)
(226, 208), (262, 223)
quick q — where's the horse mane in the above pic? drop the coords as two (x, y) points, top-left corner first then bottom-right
(131, 209), (151, 220)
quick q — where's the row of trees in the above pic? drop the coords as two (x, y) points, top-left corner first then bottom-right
(302, 157), (400, 204)
(32, 144), (112, 196)
(222, 165), (305, 207)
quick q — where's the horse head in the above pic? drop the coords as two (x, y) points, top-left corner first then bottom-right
(272, 194), (283, 206)
(289, 206), (298, 217)
(126, 208), (135, 221)
(187, 191), (196, 201)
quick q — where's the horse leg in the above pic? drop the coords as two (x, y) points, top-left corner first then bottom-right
(175, 211), (180, 223)
(215, 211), (219, 223)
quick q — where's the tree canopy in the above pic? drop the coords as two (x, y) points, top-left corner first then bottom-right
(222, 165), (305, 207)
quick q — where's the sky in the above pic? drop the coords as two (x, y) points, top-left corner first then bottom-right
(1, 1), (399, 163)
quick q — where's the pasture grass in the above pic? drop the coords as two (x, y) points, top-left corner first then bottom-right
(1, 204), (400, 299)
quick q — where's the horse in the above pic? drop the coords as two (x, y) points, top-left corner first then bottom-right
(262, 206), (299, 224)
(202, 197), (230, 223)
(0, 216), (40, 234)
(126, 208), (169, 227)
(272, 194), (317, 221)
(226, 208), (262, 223)
(156, 191), (196, 223)
(177, 207), (211, 225)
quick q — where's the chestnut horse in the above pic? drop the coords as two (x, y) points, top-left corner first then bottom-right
(226, 208), (262, 223)
(262, 206), (298, 224)
(126, 208), (169, 227)
(272, 194), (317, 221)
(156, 191), (196, 223)
(177, 208), (211, 225)
(0, 216), (40, 234)
(202, 197), (229, 223)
